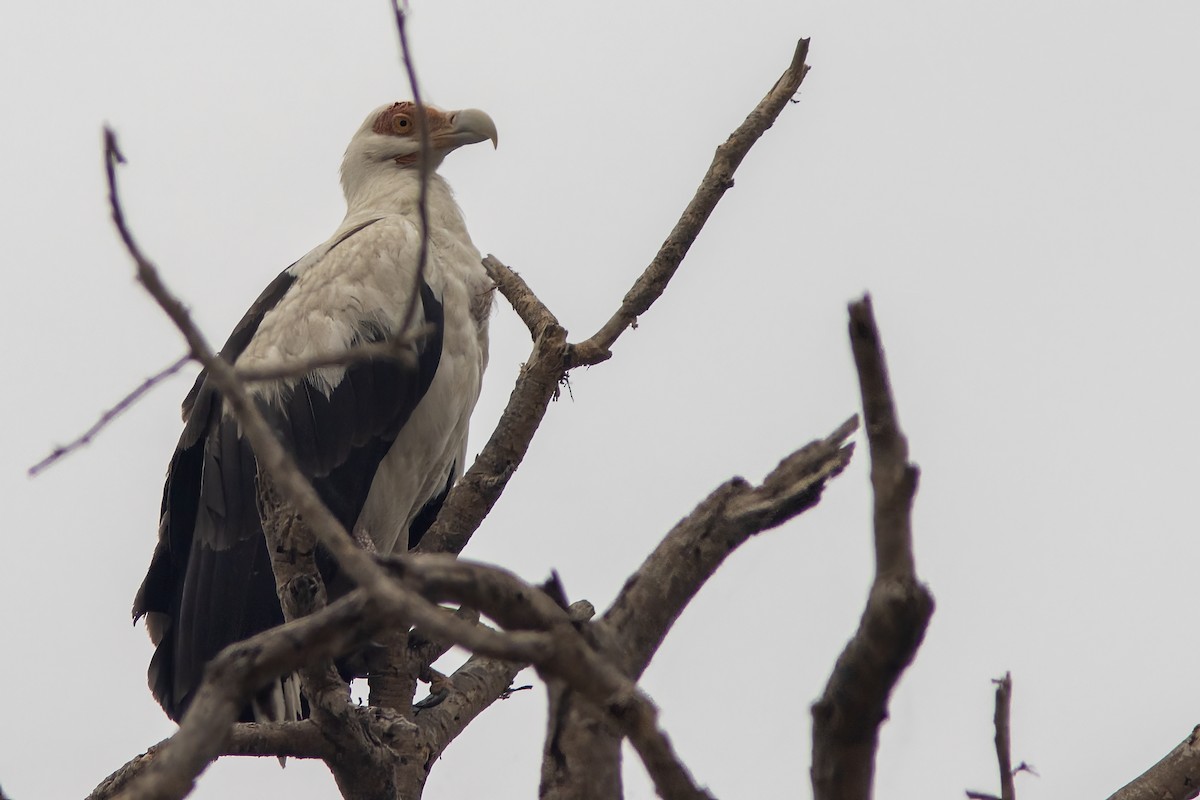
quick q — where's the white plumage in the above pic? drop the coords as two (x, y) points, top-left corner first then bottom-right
(133, 102), (497, 722)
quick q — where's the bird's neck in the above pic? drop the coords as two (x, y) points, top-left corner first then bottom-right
(342, 169), (455, 219)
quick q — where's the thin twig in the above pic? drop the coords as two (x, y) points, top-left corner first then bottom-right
(374, 0), (438, 721)
(994, 673), (1016, 800)
(569, 38), (812, 367)
(28, 354), (190, 476)
(390, 0), (432, 340)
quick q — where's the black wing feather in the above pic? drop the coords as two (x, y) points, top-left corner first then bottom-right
(134, 223), (448, 721)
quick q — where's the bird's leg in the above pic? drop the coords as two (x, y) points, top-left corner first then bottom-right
(413, 665), (450, 711)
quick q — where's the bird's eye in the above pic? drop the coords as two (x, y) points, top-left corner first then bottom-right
(391, 115), (412, 134)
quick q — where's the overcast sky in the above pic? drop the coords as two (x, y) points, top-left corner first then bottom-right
(3, 2), (1198, 798)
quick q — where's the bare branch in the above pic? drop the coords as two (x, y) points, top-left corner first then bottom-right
(416, 312), (568, 556)
(416, 653), (525, 757)
(994, 673), (1016, 800)
(417, 601), (593, 760)
(969, 673), (1018, 800)
(389, 0), (433, 340)
(107, 591), (383, 800)
(483, 254), (560, 341)
(256, 472), (360, 736)
(28, 354), (190, 476)
(605, 417), (857, 677)
(1106, 725), (1200, 800)
(87, 741), (167, 800)
(810, 294), (935, 800)
(569, 38), (812, 367)
(225, 721), (333, 760)
(421, 39), (813, 558)
(538, 418), (853, 799)
(408, 605), (482, 668)
(385, 555), (713, 800)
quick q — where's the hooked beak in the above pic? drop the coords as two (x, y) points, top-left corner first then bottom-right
(431, 108), (499, 152)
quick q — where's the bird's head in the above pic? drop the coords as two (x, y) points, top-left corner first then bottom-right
(341, 102), (497, 200)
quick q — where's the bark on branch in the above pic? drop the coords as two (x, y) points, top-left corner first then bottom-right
(1106, 726), (1200, 800)
(810, 295), (935, 800)
(539, 418), (855, 800)
(966, 673), (1020, 800)
(605, 417), (856, 678)
(993, 673), (1017, 800)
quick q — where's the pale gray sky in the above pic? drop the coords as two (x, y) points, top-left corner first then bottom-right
(2, 2), (1198, 798)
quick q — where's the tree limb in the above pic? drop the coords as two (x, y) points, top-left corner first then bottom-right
(1106, 726), (1200, 800)
(421, 37), (813, 557)
(605, 417), (856, 677)
(483, 254), (560, 341)
(967, 673), (1018, 800)
(994, 673), (1016, 800)
(569, 37), (812, 367)
(28, 355), (190, 476)
(225, 722), (333, 760)
(416, 310), (568, 556)
(810, 294), (935, 800)
(416, 601), (593, 766)
(415, 653), (525, 760)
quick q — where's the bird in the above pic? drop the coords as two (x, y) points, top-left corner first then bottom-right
(132, 101), (498, 722)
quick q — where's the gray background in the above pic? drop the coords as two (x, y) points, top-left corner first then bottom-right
(2, 2), (1197, 798)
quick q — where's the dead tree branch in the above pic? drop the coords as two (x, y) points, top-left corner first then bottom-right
(388, 557), (716, 800)
(483, 254), (560, 341)
(420, 37), (812, 557)
(1106, 726), (1200, 800)
(966, 673), (1019, 800)
(87, 742), (167, 800)
(388, 0), (434, 343)
(28, 355), (190, 476)
(102, 592), (383, 800)
(225, 722), (333, 760)
(810, 294), (935, 800)
(569, 37), (811, 367)
(415, 308), (567, 556)
(994, 673), (1017, 800)
(606, 417), (856, 676)
(538, 418), (853, 800)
